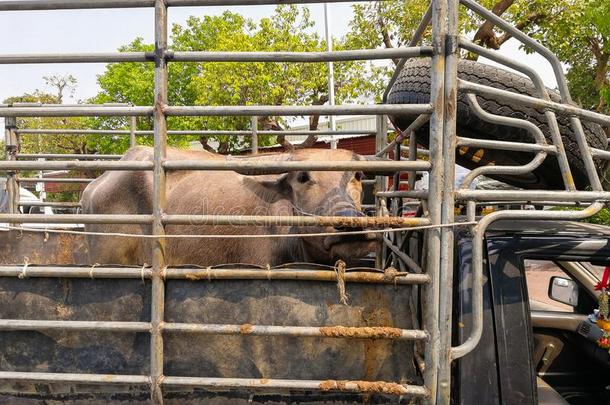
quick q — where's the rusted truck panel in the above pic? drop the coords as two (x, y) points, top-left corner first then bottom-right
(0, 232), (418, 404)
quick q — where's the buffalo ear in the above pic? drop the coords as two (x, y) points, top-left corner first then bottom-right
(242, 173), (292, 204)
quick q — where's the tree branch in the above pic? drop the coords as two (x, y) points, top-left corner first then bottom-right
(473, 0), (515, 49)
(377, 5), (398, 65)
(496, 12), (545, 47)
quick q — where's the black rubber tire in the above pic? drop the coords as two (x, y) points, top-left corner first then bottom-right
(386, 58), (608, 190)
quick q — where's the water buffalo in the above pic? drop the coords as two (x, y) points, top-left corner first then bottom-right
(81, 146), (377, 267)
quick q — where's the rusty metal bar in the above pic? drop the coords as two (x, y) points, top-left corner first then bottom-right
(163, 324), (428, 340)
(162, 214), (430, 228)
(250, 116), (258, 154)
(161, 376), (429, 396)
(423, 1), (446, 403)
(0, 265), (430, 284)
(438, 1), (459, 402)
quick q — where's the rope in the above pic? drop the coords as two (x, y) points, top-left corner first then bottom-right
(89, 262), (99, 279)
(334, 260), (349, 305)
(0, 221), (476, 240)
(18, 258), (29, 279)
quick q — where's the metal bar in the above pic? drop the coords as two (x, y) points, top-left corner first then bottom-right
(590, 148), (610, 159)
(250, 116), (258, 154)
(151, 1), (168, 402)
(163, 104), (433, 117)
(3, 116), (19, 215)
(374, 115), (389, 270)
(458, 79), (610, 126)
(0, 371), (150, 385)
(161, 376), (429, 396)
(0, 213), (152, 224)
(451, 202), (604, 360)
(0, 265), (430, 284)
(456, 190), (610, 202)
(163, 323), (428, 340)
(382, 236), (422, 273)
(162, 214), (429, 228)
(17, 201), (81, 208)
(0, 161), (151, 171)
(0, 105), (153, 117)
(16, 153), (122, 160)
(0, 319), (151, 332)
(456, 137), (556, 153)
(15, 129), (376, 136)
(382, 2), (433, 102)
(375, 113), (431, 157)
(0, 52), (153, 64)
(169, 47), (432, 62)
(0, 0), (382, 11)
(130, 116), (137, 148)
(163, 159), (432, 172)
(377, 190), (428, 199)
(17, 177), (93, 184)
(438, 1), (458, 402)
(423, 1), (446, 403)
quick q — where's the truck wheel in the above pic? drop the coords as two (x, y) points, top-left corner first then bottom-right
(386, 58), (608, 190)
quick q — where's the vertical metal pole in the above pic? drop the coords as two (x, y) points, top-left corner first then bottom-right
(437, 0), (459, 403)
(4, 115), (19, 215)
(375, 115), (388, 269)
(151, 0), (168, 403)
(424, 0), (447, 403)
(251, 116), (258, 154)
(324, 3), (337, 149)
(130, 115), (137, 148)
(408, 131), (417, 191)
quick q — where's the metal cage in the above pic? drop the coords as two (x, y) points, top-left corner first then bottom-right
(1, 0), (610, 404)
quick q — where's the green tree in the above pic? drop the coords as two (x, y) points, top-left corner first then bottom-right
(92, 5), (377, 153)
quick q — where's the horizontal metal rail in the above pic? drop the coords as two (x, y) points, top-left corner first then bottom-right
(456, 137), (556, 154)
(15, 129), (377, 136)
(163, 159), (431, 172)
(0, 320), (151, 332)
(168, 47), (433, 62)
(0, 103), (431, 118)
(0, 371), (149, 385)
(0, 265), (430, 284)
(0, 0), (377, 12)
(17, 201), (81, 208)
(0, 319), (426, 340)
(161, 376), (429, 396)
(3, 159), (431, 172)
(0, 161), (151, 171)
(0, 47), (432, 65)
(16, 153), (122, 160)
(17, 177), (93, 184)
(456, 190), (610, 202)
(459, 79), (610, 126)
(0, 213), (430, 228)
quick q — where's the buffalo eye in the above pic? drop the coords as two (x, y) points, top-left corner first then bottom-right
(354, 171), (364, 181)
(296, 171), (311, 184)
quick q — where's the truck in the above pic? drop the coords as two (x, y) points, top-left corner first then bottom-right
(0, 0), (610, 404)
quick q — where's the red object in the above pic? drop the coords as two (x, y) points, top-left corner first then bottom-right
(595, 266), (610, 291)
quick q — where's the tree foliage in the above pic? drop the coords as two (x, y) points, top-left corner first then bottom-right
(92, 5), (378, 153)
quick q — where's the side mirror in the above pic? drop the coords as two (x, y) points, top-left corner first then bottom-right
(548, 276), (578, 307)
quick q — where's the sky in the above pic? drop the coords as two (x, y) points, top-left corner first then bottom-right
(0, 3), (561, 128)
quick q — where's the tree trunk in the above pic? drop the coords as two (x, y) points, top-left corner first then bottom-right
(472, 0), (515, 49)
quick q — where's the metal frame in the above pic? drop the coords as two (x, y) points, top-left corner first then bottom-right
(0, 0), (609, 404)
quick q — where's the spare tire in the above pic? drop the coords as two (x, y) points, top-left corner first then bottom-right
(386, 58), (608, 190)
